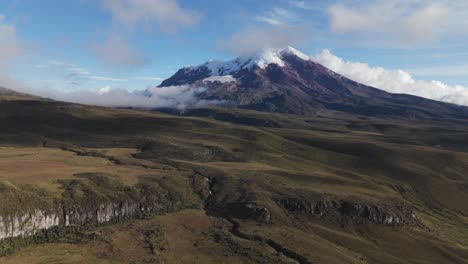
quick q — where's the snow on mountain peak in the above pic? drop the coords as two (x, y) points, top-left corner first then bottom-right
(188, 46), (309, 77)
(281, 46), (309, 61)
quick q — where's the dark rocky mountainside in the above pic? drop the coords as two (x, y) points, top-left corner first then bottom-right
(159, 47), (468, 119)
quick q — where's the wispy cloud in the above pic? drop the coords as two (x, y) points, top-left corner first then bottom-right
(134, 76), (164, 81)
(406, 65), (468, 77)
(327, 0), (468, 46)
(290, 1), (320, 11)
(218, 25), (307, 55)
(89, 34), (149, 69)
(35, 59), (127, 86)
(46, 60), (76, 67)
(68, 67), (91, 76)
(89, 76), (128, 82)
(102, 0), (201, 32)
(256, 7), (297, 25)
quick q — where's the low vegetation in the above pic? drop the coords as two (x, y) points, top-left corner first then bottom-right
(0, 98), (467, 263)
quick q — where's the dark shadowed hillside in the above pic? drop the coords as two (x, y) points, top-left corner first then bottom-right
(0, 87), (39, 101)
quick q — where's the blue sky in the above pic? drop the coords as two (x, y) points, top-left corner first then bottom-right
(1, 0), (468, 97)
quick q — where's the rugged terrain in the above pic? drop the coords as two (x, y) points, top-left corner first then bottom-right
(1, 88), (468, 263)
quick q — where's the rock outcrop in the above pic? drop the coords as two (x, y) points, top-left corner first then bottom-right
(0, 210), (60, 239)
(0, 173), (202, 241)
(222, 203), (272, 223)
(276, 198), (417, 226)
(0, 199), (170, 241)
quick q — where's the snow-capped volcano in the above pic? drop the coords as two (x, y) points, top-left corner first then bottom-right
(158, 47), (468, 118)
(198, 46), (309, 75)
(159, 47), (310, 86)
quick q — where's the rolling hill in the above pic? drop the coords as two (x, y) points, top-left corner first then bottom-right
(0, 90), (467, 263)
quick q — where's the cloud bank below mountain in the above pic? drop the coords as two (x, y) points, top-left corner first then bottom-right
(36, 85), (223, 111)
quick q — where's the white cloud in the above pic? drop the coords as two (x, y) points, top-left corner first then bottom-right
(45, 85), (223, 111)
(291, 1), (308, 9)
(90, 34), (149, 68)
(89, 76), (127, 82)
(218, 25), (307, 55)
(256, 7), (297, 26)
(402, 4), (448, 44)
(98, 85), (111, 94)
(328, 0), (468, 46)
(313, 49), (468, 106)
(68, 67), (91, 76)
(406, 65), (468, 77)
(290, 1), (320, 11)
(47, 60), (76, 67)
(134, 76), (164, 81)
(102, 0), (200, 32)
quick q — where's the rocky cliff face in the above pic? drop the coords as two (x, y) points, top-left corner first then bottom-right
(276, 198), (418, 226)
(213, 198), (416, 226)
(202, 173), (418, 227)
(0, 210), (60, 240)
(0, 199), (170, 240)
(0, 172), (204, 242)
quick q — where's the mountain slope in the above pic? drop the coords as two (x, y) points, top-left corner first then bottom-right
(0, 87), (41, 101)
(0, 96), (468, 263)
(159, 47), (468, 118)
